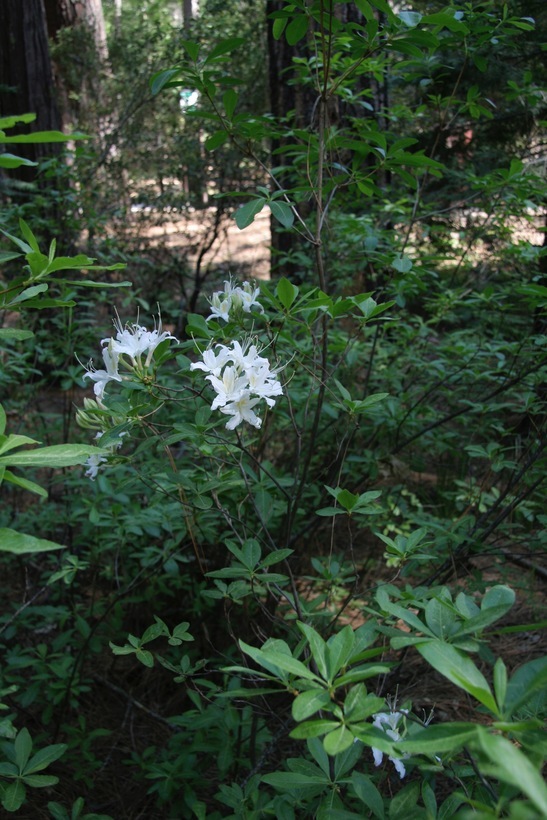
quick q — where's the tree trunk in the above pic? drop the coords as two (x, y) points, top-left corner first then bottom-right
(0, 0), (62, 182)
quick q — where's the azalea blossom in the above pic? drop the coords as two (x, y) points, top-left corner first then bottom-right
(191, 338), (282, 430)
(206, 278), (263, 322)
(220, 392), (262, 430)
(189, 345), (232, 376)
(84, 432), (127, 481)
(83, 344), (122, 401)
(105, 317), (177, 365)
(84, 452), (108, 480)
(371, 712), (408, 779)
(206, 365), (249, 410)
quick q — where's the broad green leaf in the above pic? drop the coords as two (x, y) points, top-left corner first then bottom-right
(504, 657), (547, 717)
(1, 131), (87, 144)
(286, 14), (309, 45)
(0, 328), (34, 341)
(234, 198), (265, 229)
(392, 254), (412, 273)
(150, 68), (181, 96)
(14, 728), (33, 771)
(0, 443), (107, 468)
(269, 200), (294, 228)
(2, 470), (47, 498)
(205, 130), (228, 151)
(0, 405), (5, 436)
(8, 284), (48, 305)
(417, 640), (498, 714)
(326, 625), (355, 679)
(482, 584), (515, 612)
(0, 529), (65, 554)
(290, 719), (341, 739)
(276, 278), (299, 310)
(0, 154), (38, 169)
(20, 774), (58, 787)
(323, 725), (354, 756)
(0, 113), (36, 129)
(397, 723), (477, 754)
(260, 649), (321, 682)
(0, 434), (40, 457)
(205, 38), (245, 62)
(476, 728), (547, 816)
(2, 780), (26, 812)
(297, 622), (328, 679)
(493, 658), (507, 709)
(351, 771), (385, 819)
(262, 771), (329, 790)
(223, 89), (238, 119)
(292, 689), (332, 722)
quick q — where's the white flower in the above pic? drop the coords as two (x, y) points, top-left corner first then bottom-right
(239, 281), (264, 313)
(84, 453), (108, 480)
(192, 337), (282, 430)
(83, 344), (122, 401)
(220, 392), (262, 430)
(206, 278), (263, 322)
(371, 712), (408, 779)
(106, 317), (177, 363)
(207, 291), (232, 323)
(206, 365), (248, 410)
(247, 363), (283, 407)
(190, 345), (232, 376)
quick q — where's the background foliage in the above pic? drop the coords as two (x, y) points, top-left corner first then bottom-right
(0, 0), (546, 817)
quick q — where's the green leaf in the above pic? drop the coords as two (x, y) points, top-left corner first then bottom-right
(20, 774), (58, 787)
(0, 529), (65, 554)
(493, 658), (507, 709)
(2, 470), (48, 498)
(205, 38), (245, 62)
(392, 254), (412, 273)
(223, 89), (238, 119)
(417, 640), (498, 714)
(14, 728), (33, 772)
(8, 284), (48, 305)
(0, 154), (38, 169)
(2, 780), (26, 812)
(397, 723), (477, 754)
(323, 725), (354, 756)
(0, 443), (107, 468)
(0, 434), (40, 457)
(504, 657), (547, 717)
(0, 328), (34, 341)
(326, 625), (355, 680)
(351, 771), (385, 819)
(234, 198), (265, 229)
(205, 130), (228, 151)
(0, 405), (5, 436)
(292, 689), (331, 722)
(276, 278), (299, 310)
(476, 728), (547, 816)
(398, 11), (422, 27)
(297, 622), (328, 680)
(260, 649), (321, 682)
(1, 131), (87, 144)
(269, 200), (294, 228)
(150, 68), (181, 96)
(290, 719), (341, 739)
(286, 14), (309, 45)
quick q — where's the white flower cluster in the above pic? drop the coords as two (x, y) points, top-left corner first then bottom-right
(191, 340), (282, 430)
(371, 711), (408, 779)
(207, 279), (263, 323)
(83, 317), (177, 401)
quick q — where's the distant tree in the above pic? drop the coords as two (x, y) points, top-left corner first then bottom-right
(0, 0), (62, 181)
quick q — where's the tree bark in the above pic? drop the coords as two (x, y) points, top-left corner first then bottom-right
(0, 0), (62, 181)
